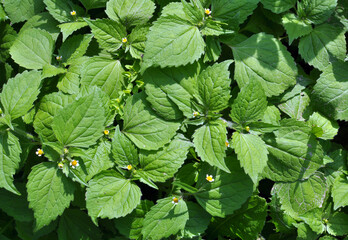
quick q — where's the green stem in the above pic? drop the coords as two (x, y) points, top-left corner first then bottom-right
(10, 127), (40, 143)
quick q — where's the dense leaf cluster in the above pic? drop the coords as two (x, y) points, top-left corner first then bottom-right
(0, 0), (347, 239)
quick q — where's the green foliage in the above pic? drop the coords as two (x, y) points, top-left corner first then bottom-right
(0, 0), (347, 239)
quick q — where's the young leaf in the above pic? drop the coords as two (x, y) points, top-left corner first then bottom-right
(194, 160), (254, 217)
(230, 79), (268, 125)
(197, 60), (233, 113)
(105, 0), (156, 27)
(52, 87), (106, 148)
(43, 0), (84, 23)
(139, 135), (192, 182)
(3, 0), (45, 23)
(261, 0), (296, 13)
(58, 21), (89, 42)
(232, 33), (297, 97)
(282, 13), (312, 44)
(0, 131), (21, 195)
(193, 120), (230, 173)
(27, 162), (75, 230)
(298, 0), (337, 24)
(298, 24), (346, 71)
(141, 196), (189, 240)
(58, 34), (92, 65)
(10, 28), (54, 69)
(181, 0), (204, 25)
(122, 92), (180, 150)
(232, 132), (269, 183)
(86, 170), (141, 220)
(308, 112), (339, 140)
(278, 91), (310, 121)
(128, 25), (150, 59)
(331, 174), (348, 210)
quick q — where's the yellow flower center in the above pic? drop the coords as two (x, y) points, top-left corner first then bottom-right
(205, 8), (211, 15)
(56, 56), (62, 61)
(172, 197), (179, 203)
(70, 10), (76, 16)
(225, 141), (229, 147)
(58, 162), (64, 169)
(206, 176), (213, 182)
(37, 149), (44, 155)
(71, 160), (78, 166)
(127, 165), (132, 170)
(245, 126), (250, 132)
(122, 37), (128, 43)
(104, 130), (109, 135)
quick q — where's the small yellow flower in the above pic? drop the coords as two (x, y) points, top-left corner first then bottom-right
(70, 160), (79, 169)
(192, 111), (200, 118)
(64, 148), (69, 154)
(225, 140), (230, 147)
(70, 10), (76, 16)
(56, 56), (62, 61)
(122, 37), (128, 43)
(245, 126), (250, 132)
(104, 130), (109, 135)
(127, 165), (132, 170)
(204, 8), (211, 15)
(58, 162), (64, 169)
(36, 148), (44, 157)
(206, 174), (214, 182)
(172, 197), (179, 205)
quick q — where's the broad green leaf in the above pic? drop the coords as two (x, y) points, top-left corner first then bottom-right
(308, 112), (339, 140)
(181, 0), (204, 25)
(128, 25), (150, 59)
(27, 162), (75, 230)
(278, 91), (310, 121)
(295, 222), (320, 240)
(111, 126), (138, 168)
(105, 0), (155, 27)
(232, 33), (297, 97)
(269, 196), (297, 233)
(0, 131), (21, 195)
(139, 135), (192, 182)
(86, 170), (141, 220)
(57, 209), (102, 240)
(211, 0), (259, 25)
(181, 202), (211, 238)
(232, 132), (268, 183)
(299, 208), (326, 234)
(331, 174), (348, 209)
(261, 105), (281, 125)
(203, 36), (222, 62)
(272, 172), (328, 219)
(85, 19), (127, 52)
(0, 5), (5, 21)
(1, 70), (41, 120)
(299, 24), (346, 71)
(261, 0), (296, 13)
(312, 61), (348, 121)
(0, 22), (17, 62)
(230, 80), (267, 125)
(34, 92), (76, 142)
(326, 212), (348, 236)
(52, 87), (106, 147)
(58, 34), (92, 65)
(194, 160), (254, 217)
(10, 28), (54, 69)
(80, 57), (125, 99)
(298, 0), (337, 24)
(263, 119), (324, 182)
(3, 0), (44, 23)
(42, 65), (67, 79)
(115, 200), (154, 239)
(282, 13), (312, 44)
(43, 0), (84, 23)
(321, 148), (347, 187)
(58, 21), (89, 42)
(122, 92), (180, 150)
(193, 120), (230, 173)
(197, 60), (233, 113)
(80, 0), (108, 10)
(142, 15), (205, 70)
(141, 196), (189, 240)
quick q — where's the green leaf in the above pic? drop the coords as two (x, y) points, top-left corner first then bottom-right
(43, 0), (84, 23)
(204, 36), (222, 62)
(294, 222), (320, 240)
(298, 24), (346, 71)
(298, 0), (337, 24)
(58, 21), (89, 42)
(211, 0), (259, 25)
(58, 34), (92, 65)
(194, 160), (254, 217)
(0, 22), (17, 63)
(0, 131), (21, 195)
(331, 174), (348, 209)
(181, 202), (211, 238)
(3, 0), (45, 23)
(232, 33), (297, 97)
(232, 132), (268, 183)
(85, 18), (127, 52)
(122, 92), (180, 150)
(115, 200), (154, 239)
(80, 0), (108, 10)
(141, 196), (189, 240)
(308, 112), (339, 140)
(10, 28), (54, 69)
(263, 119), (324, 182)
(193, 120), (230, 173)
(261, 0), (296, 13)
(111, 126), (138, 168)
(1, 70), (41, 120)
(196, 60), (233, 113)
(269, 196), (297, 233)
(105, 0), (155, 27)
(278, 91), (310, 121)
(181, 0), (204, 25)
(52, 87), (106, 147)
(272, 172), (328, 219)
(27, 162), (75, 230)
(326, 212), (348, 236)
(261, 105), (281, 125)
(0, 4), (7, 22)
(139, 135), (192, 182)
(142, 15), (205, 70)
(128, 25), (150, 59)
(281, 13), (312, 44)
(312, 61), (348, 121)
(34, 92), (76, 142)
(57, 209), (102, 240)
(230, 80), (268, 125)
(86, 170), (141, 220)
(80, 57), (125, 99)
